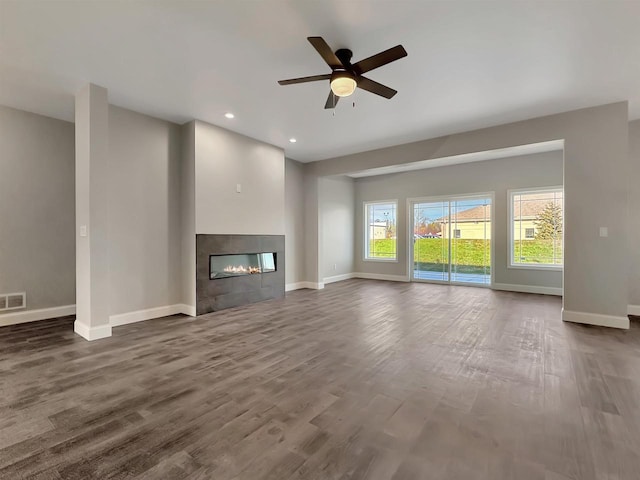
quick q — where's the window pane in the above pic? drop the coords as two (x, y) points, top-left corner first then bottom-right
(450, 198), (492, 285)
(512, 190), (563, 266)
(365, 202), (397, 260)
(413, 201), (448, 281)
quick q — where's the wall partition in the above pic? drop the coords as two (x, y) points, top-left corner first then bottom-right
(410, 194), (493, 286)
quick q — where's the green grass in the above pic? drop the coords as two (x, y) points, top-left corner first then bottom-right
(369, 238), (563, 267)
(513, 239), (563, 265)
(368, 238), (397, 259)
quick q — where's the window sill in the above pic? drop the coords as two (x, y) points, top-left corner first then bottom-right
(363, 258), (398, 263)
(508, 264), (563, 272)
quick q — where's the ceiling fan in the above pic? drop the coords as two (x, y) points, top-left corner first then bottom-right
(278, 37), (408, 109)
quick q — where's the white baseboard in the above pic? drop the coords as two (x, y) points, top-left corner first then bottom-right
(109, 304), (193, 327)
(562, 309), (629, 330)
(353, 272), (410, 282)
(285, 282), (325, 291)
(285, 282), (304, 292)
(289, 274), (409, 289)
(323, 273), (356, 284)
(74, 320), (112, 341)
(0, 304), (76, 327)
(492, 283), (563, 296)
(627, 305), (640, 316)
(77, 303), (194, 340)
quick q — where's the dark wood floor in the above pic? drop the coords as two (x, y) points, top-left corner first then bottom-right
(1, 280), (639, 479)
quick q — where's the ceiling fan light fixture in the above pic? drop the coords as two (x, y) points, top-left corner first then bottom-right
(330, 72), (357, 97)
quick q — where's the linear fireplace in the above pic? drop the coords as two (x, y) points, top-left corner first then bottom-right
(196, 234), (285, 314)
(210, 252), (277, 279)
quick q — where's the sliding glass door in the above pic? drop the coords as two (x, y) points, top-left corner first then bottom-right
(413, 200), (449, 281)
(412, 195), (492, 286)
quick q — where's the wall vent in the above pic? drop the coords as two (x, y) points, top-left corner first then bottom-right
(0, 292), (26, 311)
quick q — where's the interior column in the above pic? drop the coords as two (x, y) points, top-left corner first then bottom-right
(74, 83), (111, 340)
(304, 172), (323, 288)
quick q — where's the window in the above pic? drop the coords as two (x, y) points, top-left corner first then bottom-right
(364, 201), (397, 260)
(510, 188), (563, 268)
(453, 229), (461, 239)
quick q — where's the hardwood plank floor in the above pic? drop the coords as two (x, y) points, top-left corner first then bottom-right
(1, 279), (640, 479)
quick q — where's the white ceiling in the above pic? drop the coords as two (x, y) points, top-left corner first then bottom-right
(1, 1), (639, 162)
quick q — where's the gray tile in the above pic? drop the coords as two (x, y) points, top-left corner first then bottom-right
(195, 234), (285, 314)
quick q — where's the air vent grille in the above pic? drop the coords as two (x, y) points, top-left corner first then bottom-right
(0, 292), (26, 311)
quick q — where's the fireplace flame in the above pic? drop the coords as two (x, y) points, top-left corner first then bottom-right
(223, 265), (261, 275)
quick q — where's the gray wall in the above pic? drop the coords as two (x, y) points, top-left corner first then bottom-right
(285, 158), (306, 286)
(108, 106), (182, 315)
(319, 176), (355, 280)
(0, 105), (75, 313)
(629, 120), (640, 307)
(194, 120), (285, 235)
(306, 102), (629, 320)
(354, 152), (563, 289)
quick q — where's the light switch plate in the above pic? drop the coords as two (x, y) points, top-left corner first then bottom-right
(236, 183), (242, 193)
(599, 227), (608, 237)
(80, 225), (87, 237)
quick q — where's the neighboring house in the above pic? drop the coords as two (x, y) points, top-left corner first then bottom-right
(369, 221), (388, 240)
(440, 204), (493, 239)
(511, 194), (562, 241)
(438, 196), (557, 240)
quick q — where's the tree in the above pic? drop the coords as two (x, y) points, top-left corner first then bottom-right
(415, 216), (441, 236)
(425, 222), (442, 235)
(535, 202), (562, 239)
(386, 221), (396, 239)
(415, 213), (428, 235)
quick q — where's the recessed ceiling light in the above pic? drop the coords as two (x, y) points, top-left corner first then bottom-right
(289, 138), (297, 143)
(224, 112), (235, 119)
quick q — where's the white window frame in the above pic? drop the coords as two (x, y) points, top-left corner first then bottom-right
(406, 192), (495, 287)
(363, 200), (398, 262)
(508, 186), (563, 271)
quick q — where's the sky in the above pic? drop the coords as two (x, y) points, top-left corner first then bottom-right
(370, 198), (492, 224)
(414, 198), (490, 223)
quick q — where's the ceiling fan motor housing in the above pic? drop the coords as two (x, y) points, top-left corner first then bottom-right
(335, 48), (353, 67)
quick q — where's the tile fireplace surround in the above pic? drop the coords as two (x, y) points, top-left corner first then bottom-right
(196, 234), (285, 315)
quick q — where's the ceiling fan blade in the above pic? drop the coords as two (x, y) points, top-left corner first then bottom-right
(308, 36), (343, 70)
(278, 74), (331, 85)
(352, 45), (407, 75)
(324, 91), (340, 109)
(357, 76), (397, 99)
